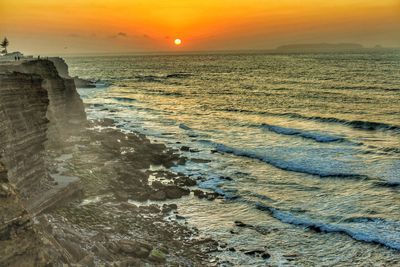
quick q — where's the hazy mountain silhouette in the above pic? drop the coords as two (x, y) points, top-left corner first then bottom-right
(276, 43), (365, 53)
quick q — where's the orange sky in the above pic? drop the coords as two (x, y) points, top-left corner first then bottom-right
(1, 0), (399, 54)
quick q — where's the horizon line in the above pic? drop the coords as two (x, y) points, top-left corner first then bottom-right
(34, 46), (400, 58)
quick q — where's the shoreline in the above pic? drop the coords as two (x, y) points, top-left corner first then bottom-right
(44, 118), (219, 265)
(0, 58), (218, 266)
(1, 54), (399, 266)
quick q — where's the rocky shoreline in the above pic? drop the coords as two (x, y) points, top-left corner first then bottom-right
(0, 58), (218, 266)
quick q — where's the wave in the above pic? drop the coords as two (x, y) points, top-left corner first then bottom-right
(135, 73), (191, 83)
(135, 75), (164, 83)
(367, 145), (400, 155)
(219, 108), (400, 133)
(198, 177), (238, 199)
(213, 143), (366, 178)
(291, 115), (400, 132)
(95, 80), (111, 88)
(166, 73), (191, 79)
(260, 123), (344, 143)
(179, 123), (192, 130)
(374, 181), (400, 188)
(256, 203), (400, 251)
(328, 85), (400, 92)
(112, 97), (136, 103)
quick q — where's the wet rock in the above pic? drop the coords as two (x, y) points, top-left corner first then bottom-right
(151, 181), (164, 190)
(206, 193), (219, 201)
(93, 243), (114, 261)
(176, 215), (185, 220)
(284, 253), (300, 258)
(220, 176), (233, 181)
(174, 176), (196, 187)
(149, 248), (167, 263)
(191, 158), (211, 164)
(116, 240), (152, 258)
(261, 252), (271, 259)
(0, 183), (14, 198)
(149, 190), (167, 201)
(244, 249), (271, 259)
(78, 254), (95, 267)
(115, 190), (129, 201)
(132, 192), (150, 202)
(193, 190), (219, 201)
(92, 232), (109, 242)
(229, 229), (239, 234)
(176, 157), (187, 165)
(180, 146), (190, 152)
(193, 237), (215, 245)
(162, 204), (178, 213)
(58, 238), (86, 262)
(147, 204), (161, 213)
(307, 225), (322, 233)
(234, 221), (250, 227)
(219, 242), (227, 249)
(96, 118), (115, 127)
(119, 257), (142, 267)
(193, 189), (205, 198)
(164, 185), (190, 199)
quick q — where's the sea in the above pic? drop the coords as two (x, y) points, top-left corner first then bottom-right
(66, 51), (400, 266)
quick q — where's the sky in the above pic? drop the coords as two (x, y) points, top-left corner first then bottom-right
(1, 0), (399, 54)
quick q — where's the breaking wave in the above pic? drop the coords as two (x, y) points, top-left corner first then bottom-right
(260, 123), (344, 143)
(213, 143), (366, 178)
(256, 203), (400, 251)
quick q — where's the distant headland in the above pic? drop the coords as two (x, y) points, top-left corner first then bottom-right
(274, 43), (367, 53)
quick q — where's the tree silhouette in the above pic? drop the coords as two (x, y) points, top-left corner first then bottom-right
(1, 38), (9, 54)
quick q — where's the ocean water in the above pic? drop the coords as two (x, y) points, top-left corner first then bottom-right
(67, 51), (400, 266)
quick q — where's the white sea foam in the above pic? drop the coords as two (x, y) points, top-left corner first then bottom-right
(256, 203), (400, 251)
(214, 143), (365, 178)
(261, 123), (344, 143)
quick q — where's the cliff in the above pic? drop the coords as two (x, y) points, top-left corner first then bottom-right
(49, 57), (97, 88)
(0, 59), (87, 147)
(0, 162), (64, 266)
(0, 59), (87, 265)
(0, 72), (50, 199)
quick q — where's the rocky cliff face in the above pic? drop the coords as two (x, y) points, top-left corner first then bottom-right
(48, 57), (70, 78)
(0, 161), (63, 266)
(0, 59), (87, 147)
(0, 59), (87, 197)
(0, 72), (50, 198)
(0, 59), (86, 265)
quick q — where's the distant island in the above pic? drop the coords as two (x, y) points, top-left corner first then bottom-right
(275, 43), (365, 53)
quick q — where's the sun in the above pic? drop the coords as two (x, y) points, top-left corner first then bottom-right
(174, 38), (182, 46)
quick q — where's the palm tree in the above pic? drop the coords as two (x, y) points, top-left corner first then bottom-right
(1, 38), (9, 54)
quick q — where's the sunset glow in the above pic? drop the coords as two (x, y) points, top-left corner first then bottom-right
(174, 39), (182, 46)
(1, 0), (399, 54)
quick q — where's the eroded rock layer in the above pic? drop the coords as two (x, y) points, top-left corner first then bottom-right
(0, 73), (64, 266)
(0, 72), (50, 198)
(0, 59), (87, 147)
